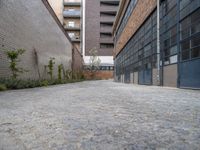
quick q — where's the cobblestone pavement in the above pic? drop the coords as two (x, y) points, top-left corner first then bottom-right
(0, 80), (200, 150)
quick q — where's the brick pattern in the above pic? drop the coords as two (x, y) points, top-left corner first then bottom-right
(72, 46), (83, 72)
(114, 0), (156, 57)
(0, 0), (72, 80)
(85, 0), (119, 56)
(84, 71), (113, 80)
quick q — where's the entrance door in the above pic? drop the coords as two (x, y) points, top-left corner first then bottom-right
(138, 69), (152, 85)
(179, 59), (200, 88)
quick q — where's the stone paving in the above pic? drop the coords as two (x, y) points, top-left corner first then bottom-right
(0, 80), (200, 150)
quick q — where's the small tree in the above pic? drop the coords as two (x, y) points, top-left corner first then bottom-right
(5, 49), (26, 79)
(87, 47), (101, 78)
(47, 57), (55, 80)
(58, 64), (63, 80)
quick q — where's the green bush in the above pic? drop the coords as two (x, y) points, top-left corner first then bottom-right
(5, 49), (27, 79)
(0, 84), (7, 91)
(0, 78), (85, 90)
(40, 80), (49, 87)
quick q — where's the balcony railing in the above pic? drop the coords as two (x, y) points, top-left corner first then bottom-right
(63, 10), (81, 18)
(100, 37), (113, 44)
(100, 16), (115, 22)
(70, 36), (81, 42)
(64, 25), (81, 31)
(63, 2), (81, 6)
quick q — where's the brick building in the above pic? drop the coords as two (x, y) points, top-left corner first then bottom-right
(83, 0), (119, 78)
(0, 0), (73, 79)
(113, 0), (200, 89)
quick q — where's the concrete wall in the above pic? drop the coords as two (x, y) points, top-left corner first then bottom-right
(130, 73), (134, 83)
(0, 0), (72, 80)
(134, 72), (138, 84)
(163, 64), (178, 87)
(152, 68), (158, 86)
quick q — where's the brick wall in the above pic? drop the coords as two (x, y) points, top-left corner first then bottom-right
(84, 71), (113, 80)
(72, 46), (83, 72)
(114, 0), (156, 57)
(0, 0), (72, 80)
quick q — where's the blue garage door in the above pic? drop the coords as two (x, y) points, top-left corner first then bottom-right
(138, 69), (152, 85)
(179, 59), (200, 89)
(124, 71), (130, 83)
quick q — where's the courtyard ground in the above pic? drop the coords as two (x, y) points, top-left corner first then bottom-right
(0, 80), (200, 150)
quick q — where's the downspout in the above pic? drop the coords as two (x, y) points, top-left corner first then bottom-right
(157, 0), (161, 85)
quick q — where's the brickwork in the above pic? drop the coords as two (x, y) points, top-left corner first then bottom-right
(72, 46), (83, 72)
(114, 0), (156, 57)
(0, 0), (72, 80)
(83, 71), (113, 80)
(85, 0), (119, 56)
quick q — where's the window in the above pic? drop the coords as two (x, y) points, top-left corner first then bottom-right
(100, 43), (114, 48)
(181, 40), (190, 51)
(191, 35), (200, 48)
(191, 47), (200, 58)
(68, 9), (75, 11)
(68, 21), (75, 27)
(182, 50), (190, 60)
(68, 32), (75, 38)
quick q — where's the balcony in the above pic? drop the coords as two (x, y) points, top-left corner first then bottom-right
(63, 10), (81, 18)
(100, 16), (115, 23)
(100, 37), (113, 44)
(64, 25), (81, 31)
(71, 36), (81, 42)
(100, 27), (112, 33)
(100, 6), (118, 12)
(100, 0), (119, 5)
(63, 2), (81, 6)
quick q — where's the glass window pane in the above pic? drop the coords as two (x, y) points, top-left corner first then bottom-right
(170, 45), (178, 55)
(180, 28), (190, 40)
(170, 55), (178, 64)
(191, 35), (200, 47)
(181, 40), (190, 51)
(191, 47), (200, 58)
(182, 50), (190, 60)
(191, 21), (200, 35)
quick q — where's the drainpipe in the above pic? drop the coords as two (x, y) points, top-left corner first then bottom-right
(156, 0), (161, 86)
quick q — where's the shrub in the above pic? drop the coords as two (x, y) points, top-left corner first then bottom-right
(58, 64), (63, 80)
(0, 84), (7, 91)
(47, 57), (55, 80)
(0, 77), (85, 90)
(40, 80), (49, 87)
(5, 49), (27, 79)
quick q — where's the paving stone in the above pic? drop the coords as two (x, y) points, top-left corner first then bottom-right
(0, 80), (200, 149)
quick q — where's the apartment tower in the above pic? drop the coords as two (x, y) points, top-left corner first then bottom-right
(63, 0), (82, 52)
(84, 0), (119, 75)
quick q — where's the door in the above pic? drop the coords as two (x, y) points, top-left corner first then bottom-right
(179, 59), (200, 89)
(138, 69), (152, 85)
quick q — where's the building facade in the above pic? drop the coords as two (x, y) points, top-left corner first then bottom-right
(83, 0), (119, 74)
(63, 0), (82, 52)
(0, 0), (73, 80)
(113, 0), (200, 89)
